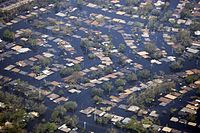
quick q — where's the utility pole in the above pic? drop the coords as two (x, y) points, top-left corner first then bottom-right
(39, 88), (41, 99)
(134, 67), (137, 73)
(94, 107), (97, 121)
(83, 121), (86, 129)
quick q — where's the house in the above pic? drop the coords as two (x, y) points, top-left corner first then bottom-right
(170, 117), (179, 122)
(162, 127), (172, 132)
(28, 112), (39, 118)
(68, 89), (81, 94)
(127, 105), (140, 113)
(188, 122), (197, 127)
(149, 111), (159, 118)
(111, 115), (124, 123)
(4, 65), (15, 71)
(53, 97), (68, 103)
(186, 47), (199, 54)
(93, 109), (106, 117)
(122, 118), (131, 124)
(0, 102), (6, 108)
(80, 107), (95, 115)
(58, 124), (71, 133)
(165, 94), (177, 100)
(47, 93), (59, 100)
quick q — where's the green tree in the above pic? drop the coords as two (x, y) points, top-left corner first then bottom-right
(93, 95), (103, 104)
(125, 117), (146, 132)
(126, 73), (137, 82)
(141, 117), (153, 125)
(187, 114), (196, 122)
(91, 88), (104, 97)
(58, 90), (64, 95)
(102, 82), (113, 94)
(115, 78), (126, 87)
(3, 29), (15, 42)
(64, 115), (78, 128)
(32, 65), (41, 73)
(51, 106), (66, 122)
(190, 20), (200, 32)
(64, 101), (77, 112)
(125, 0), (139, 6)
(117, 86), (124, 92)
(35, 122), (57, 133)
(138, 69), (151, 79)
(60, 67), (74, 77)
(144, 42), (157, 54)
(39, 57), (52, 67)
(176, 30), (191, 47)
(170, 60), (183, 71)
(36, 104), (47, 115)
(28, 38), (37, 48)
(118, 43), (126, 53)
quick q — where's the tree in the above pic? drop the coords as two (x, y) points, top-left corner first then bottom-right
(80, 38), (90, 52)
(138, 69), (151, 79)
(35, 122), (57, 133)
(170, 60), (183, 71)
(102, 82), (113, 94)
(160, 10), (172, 22)
(141, 117), (153, 125)
(118, 43), (126, 53)
(32, 65), (41, 73)
(64, 101), (77, 112)
(180, 3), (194, 19)
(103, 67), (113, 74)
(93, 95), (103, 104)
(176, 30), (191, 47)
(96, 117), (109, 125)
(88, 53), (96, 59)
(125, 0), (139, 6)
(64, 115), (78, 128)
(187, 114), (196, 122)
(73, 64), (81, 71)
(107, 128), (118, 133)
(39, 57), (52, 67)
(196, 86), (200, 95)
(117, 86), (124, 92)
(151, 9), (160, 16)
(147, 18), (159, 31)
(58, 90), (64, 95)
(51, 106), (66, 122)
(128, 94), (137, 105)
(174, 45), (185, 54)
(128, 82), (175, 107)
(115, 78), (126, 87)
(139, 2), (153, 15)
(144, 42), (157, 54)
(151, 51), (163, 59)
(125, 117), (146, 132)
(118, 57), (126, 65)
(185, 74), (200, 84)
(190, 20), (200, 32)
(77, 0), (83, 5)
(91, 88), (104, 97)
(60, 67), (74, 77)
(36, 104), (47, 115)
(28, 38), (37, 48)
(180, 8), (191, 18)
(3, 29), (15, 42)
(126, 73), (137, 82)
(45, 123), (57, 133)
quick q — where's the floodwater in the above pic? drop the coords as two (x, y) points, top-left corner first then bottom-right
(0, 0), (200, 132)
